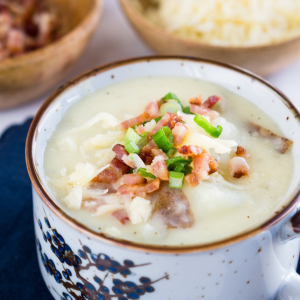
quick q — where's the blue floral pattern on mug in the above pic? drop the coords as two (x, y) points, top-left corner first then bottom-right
(36, 214), (168, 300)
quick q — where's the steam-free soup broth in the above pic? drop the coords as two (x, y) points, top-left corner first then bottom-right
(43, 76), (293, 246)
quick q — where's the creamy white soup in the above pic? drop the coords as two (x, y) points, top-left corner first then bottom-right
(43, 76), (294, 246)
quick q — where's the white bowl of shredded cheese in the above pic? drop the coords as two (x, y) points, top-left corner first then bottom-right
(119, 0), (300, 76)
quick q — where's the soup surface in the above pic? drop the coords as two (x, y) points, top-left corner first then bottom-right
(43, 76), (294, 246)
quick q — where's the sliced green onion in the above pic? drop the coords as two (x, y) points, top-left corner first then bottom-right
(137, 168), (156, 179)
(159, 92), (183, 109)
(183, 106), (194, 115)
(132, 124), (138, 129)
(154, 116), (162, 123)
(169, 171), (184, 188)
(159, 100), (182, 115)
(194, 114), (223, 138)
(166, 147), (177, 158)
(166, 156), (193, 175)
(125, 128), (142, 144)
(152, 126), (173, 153)
(137, 132), (149, 149)
(165, 156), (192, 168)
(127, 169), (134, 174)
(125, 141), (140, 154)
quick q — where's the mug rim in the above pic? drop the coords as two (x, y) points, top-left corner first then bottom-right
(26, 55), (300, 254)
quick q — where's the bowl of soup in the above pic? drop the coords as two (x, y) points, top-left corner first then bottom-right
(119, 0), (300, 76)
(26, 56), (300, 300)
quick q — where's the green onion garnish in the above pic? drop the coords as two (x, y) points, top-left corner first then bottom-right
(132, 124), (138, 129)
(166, 147), (177, 158)
(152, 126), (173, 153)
(169, 171), (184, 188)
(159, 92), (183, 109)
(182, 106), (195, 115)
(194, 114), (223, 138)
(137, 132), (149, 149)
(137, 168), (156, 179)
(166, 156), (193, 175)
(125, 141), (141, 154)
(125, 128), (142, 144)
(159, 100), (182, 115)
(154, 116), (162, 123)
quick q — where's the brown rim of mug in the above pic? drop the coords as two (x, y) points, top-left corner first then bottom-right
(26, 55), (300, 254)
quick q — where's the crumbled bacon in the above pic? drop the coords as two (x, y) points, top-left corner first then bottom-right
(0, 0), (59, 61)
(118, 178), (160, 198)
(145, 101), (160, 119)
(151, 148), (169, 160)
(119, 112), (150, 131)
(185, 173), (199, 188)
(148, 113), (171, 139)
(151, 156), (169, 181)
(6, 28), (25, 54)
(236, 146), (250, 161)
(139, 140), (158, 165)
(113, 144), (128, 161)
(165, 113), (182, 130)
(228, 157), (249, 178)
(190, 105), (219, 120)
(177, 145), (204, 156)
(112, 209), (130, 224)
(193, 151), (218, 180)
(122, 154), (135, 168)
(123, 174), (147, 185)
(202, 95), (221, 109)
(94, 157), (130, 183)
(172, 123), (188, 145)
(135, 124), (145, 134)
(189, 96), (202, 106)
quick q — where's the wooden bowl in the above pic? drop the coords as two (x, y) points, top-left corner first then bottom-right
(0, 0), (102, 110)
(119, 0), (300, 77)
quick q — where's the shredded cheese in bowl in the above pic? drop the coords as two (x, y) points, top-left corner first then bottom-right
(143, 0), (300, 46)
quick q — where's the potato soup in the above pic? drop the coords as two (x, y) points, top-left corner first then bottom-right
(43, 76), (294, 246)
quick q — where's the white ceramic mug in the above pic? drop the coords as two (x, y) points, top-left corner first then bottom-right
(26, 56), (300, 300)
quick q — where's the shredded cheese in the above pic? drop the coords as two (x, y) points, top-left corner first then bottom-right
(144, 0), (300, 46)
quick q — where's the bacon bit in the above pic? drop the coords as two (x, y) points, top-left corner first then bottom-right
(94, 157), (130, 183)
(228, 157), (249, 178)
(123, 174), (147, 185)
(172, 123), (188, 145)
(189, 96), (202, 106)
(135, 124), (145, 134)
(145, 101), (160, 119)
(185, 173), (199, 188)
(151, 148), (169, 160)
(190, 104), (219, 120)
(122, 154), (135, 168)
(151, 156), (169, 181)
(236, 146), (250, 161)
(148, 113), (171, 139)
(202, 95), (221, 109)
(249, 123), (293, 154)
(118, 178), (160, 198)
(177, 145), (204, 156)
(139, 140), (158, 165)
(165, 113), (182, 130)
(6, 28), (26, 55)
(113, 144), (128, 161)
(119, 112), (150, 131)
(112, 209), (130, 224)
(193, 151), (218, 181)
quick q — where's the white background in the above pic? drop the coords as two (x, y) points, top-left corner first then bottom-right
(0, 0), (299, 135)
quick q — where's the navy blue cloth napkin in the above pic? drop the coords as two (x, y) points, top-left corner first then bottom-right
(0, 119), (299, 299)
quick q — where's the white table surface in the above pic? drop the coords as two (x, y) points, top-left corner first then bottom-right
(0, 0), (299, 136)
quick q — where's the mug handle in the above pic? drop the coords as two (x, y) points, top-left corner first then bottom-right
(276, 210), (300, 300)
